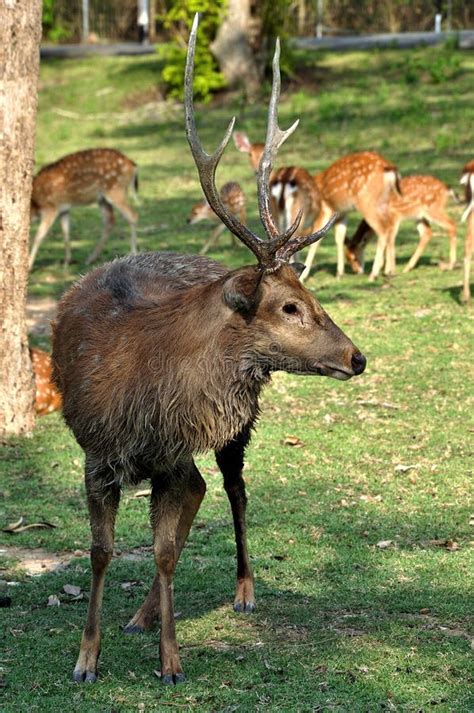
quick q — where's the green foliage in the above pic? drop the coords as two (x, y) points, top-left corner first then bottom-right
(402, 49), (462, 85)
(42, 0), (73, 43)
(159, 1), (226, 102)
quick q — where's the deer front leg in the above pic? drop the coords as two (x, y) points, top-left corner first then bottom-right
(59, 211), (72, 266)
(215, 426), (255, 614)
(403, 219), (432, 273)
(74, 467), (120, 683)
(29, 207), (58, 270)
(199, 222), (226, 255)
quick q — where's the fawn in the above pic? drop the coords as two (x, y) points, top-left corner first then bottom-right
(30, 348), (62, 416)
(187, 181), (246, 254)
(52, 17), (365, 686)
(29, 148), (138, 269)
(345, 175), (458, 275)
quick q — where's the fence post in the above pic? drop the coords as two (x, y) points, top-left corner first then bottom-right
(316, 0), (324, 38)
(82, 0), (89, 43)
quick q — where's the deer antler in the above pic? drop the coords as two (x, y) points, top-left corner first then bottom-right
(184, 14), (336, 271)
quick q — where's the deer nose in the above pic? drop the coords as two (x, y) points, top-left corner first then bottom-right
(351, 351), (367, 375)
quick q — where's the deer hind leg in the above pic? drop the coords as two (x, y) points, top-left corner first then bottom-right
(29, 207), (58, 270)
(403, 219), (432, 273)
(131, 464), (205, 685)
(462, 214), (473, 302)
(86, 198), (115, 265)
(384, 226), (399, 276)
(199, 222), (226, 255)
(104, 186), (138, 256)
(59, 211), (72, 266)
(74, 463), (120, 683)
(124, 466), (205, 637)
(215, 426), (255, 614)
(334, 220), (348, 279)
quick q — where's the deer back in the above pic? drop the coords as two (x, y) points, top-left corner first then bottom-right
(388, 175), (451, 220)
(317, 151), (400, 213)
(31, 148), (136, 213)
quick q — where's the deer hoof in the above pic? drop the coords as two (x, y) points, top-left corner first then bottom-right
(123, 624), (145, 634)
(73, 668), (97, 683)
(233, 600), (256, 614)
(161, 672), (186, 685)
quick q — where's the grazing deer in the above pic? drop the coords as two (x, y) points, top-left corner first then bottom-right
(233, 134), (400, 282)
(461, 160), (474, 302)
(187, 181), (246, 254)
(52, 17), (366, 687)
(30, 348), (62, 416)
(345, 175), (458, 275)
(299, 152), (401, 282)
(29, 148), (138, 269)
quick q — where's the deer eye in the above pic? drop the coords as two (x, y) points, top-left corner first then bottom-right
(282, 303), (298, 315)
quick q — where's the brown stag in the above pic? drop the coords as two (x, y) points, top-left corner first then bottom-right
(52, 16), (366, 686)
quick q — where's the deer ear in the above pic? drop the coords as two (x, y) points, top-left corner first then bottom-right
(223, 269), (262, 313)
(289, 262), (305, 278)
(233, 131), (252, 154)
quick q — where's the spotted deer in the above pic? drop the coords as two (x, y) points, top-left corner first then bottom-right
(345, 175), (458, 275)
(461, 160), (474, 302)
(299, 152), (401, 281)
(187, 181), (246, 254)
(29, 148), (138, 269)
(30, 348), (62, 416)
(234, 135), (400, 282)
(52, 16), (365, 686)
(233, 132), (322, 247)
(233, 131), (264, 172)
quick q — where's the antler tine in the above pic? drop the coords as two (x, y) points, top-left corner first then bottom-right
(277, 212), (340, 262)
(185, 14), (269, 263)
(257, 37), (300, 251)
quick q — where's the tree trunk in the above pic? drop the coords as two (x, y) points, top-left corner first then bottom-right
(0, 0), (42, 436)
(211, 0), (261, 99)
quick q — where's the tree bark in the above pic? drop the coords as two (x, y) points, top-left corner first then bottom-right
(0, 0), (42, 436)
(211, 0), (261, 99)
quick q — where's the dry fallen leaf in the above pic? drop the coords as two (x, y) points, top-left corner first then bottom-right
(47, 594), (60, 607)
(395, 464), (418, 473)
(429, 539), (460, 551)
(376, 540), (393, 549)
(283, 436), (305, 447)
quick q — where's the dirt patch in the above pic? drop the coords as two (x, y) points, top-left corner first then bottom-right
(0, 545), (152, 577)
(26, 296), (58, 337)
(0, 546), (74, 575)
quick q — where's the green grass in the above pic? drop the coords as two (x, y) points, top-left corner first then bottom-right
(1, 44), (474, 711)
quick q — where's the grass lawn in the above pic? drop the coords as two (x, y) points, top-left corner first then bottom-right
(1, 43), (473, 711)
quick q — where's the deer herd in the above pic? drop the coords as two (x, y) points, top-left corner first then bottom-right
(26, 14), (472, 687)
